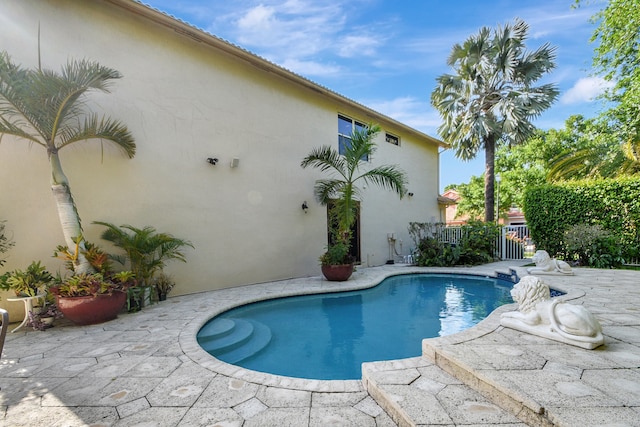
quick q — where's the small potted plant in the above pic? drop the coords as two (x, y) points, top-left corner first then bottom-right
(319, 240), (355, 282)
(0, 261), (54, 297)
(27, 302), (63, 331)
(153, 272), (175, 301)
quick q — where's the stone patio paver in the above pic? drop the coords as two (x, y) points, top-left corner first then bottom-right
(0, 261), (638, 426)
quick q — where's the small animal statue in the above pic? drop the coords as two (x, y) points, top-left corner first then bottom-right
(500, 276), (604, 349)
(527, 250), (573, 275)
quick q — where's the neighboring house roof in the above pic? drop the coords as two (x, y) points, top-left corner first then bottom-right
(105, 0), (447, 149)
(437, 195), (457, 205)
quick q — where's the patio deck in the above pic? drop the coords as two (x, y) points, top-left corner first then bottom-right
(1, 261), (638, 426)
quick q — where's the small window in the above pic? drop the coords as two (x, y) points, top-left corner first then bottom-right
(386, 133), (400, 146)
(338, 114), (368, 160)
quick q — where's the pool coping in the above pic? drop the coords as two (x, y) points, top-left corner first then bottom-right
(178, 263), (561, 392)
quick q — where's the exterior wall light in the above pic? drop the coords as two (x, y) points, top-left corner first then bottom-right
(408, 192), (414, 197)
(301, 201), (309, 213)
(207, 157), (218, 165)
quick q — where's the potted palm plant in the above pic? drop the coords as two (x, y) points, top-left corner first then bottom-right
(301, 124), (408, 281)
(93, 222), (193, 304)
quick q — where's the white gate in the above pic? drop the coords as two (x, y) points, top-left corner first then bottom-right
(497, 225), (534, 260)
(437, 224), (534, 260)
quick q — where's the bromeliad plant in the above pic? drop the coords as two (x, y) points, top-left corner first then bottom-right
(53, 240), (137, 298)
(301, 123), (408, 266)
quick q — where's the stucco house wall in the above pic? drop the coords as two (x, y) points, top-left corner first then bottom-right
(0, 0), (443, 318)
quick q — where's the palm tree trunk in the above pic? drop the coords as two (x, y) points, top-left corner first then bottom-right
(50, 152), (93, 274)
(484, 136), (496, 223)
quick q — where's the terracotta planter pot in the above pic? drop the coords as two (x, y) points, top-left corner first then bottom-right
(56, 291), (127, 326)
(321, 263), (354, 281)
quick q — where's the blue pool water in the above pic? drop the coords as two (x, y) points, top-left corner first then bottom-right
(197, 273), (514, 380)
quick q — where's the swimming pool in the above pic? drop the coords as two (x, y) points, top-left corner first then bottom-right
(197, 273), (514, 380)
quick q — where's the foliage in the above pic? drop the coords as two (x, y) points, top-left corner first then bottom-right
(416, 237), (456, 267)
(0, 261), (55, 297)
(153, 272), (176, 295)
(0, 51), (135, 274)
(0, 220), (14, 268)
(578, 0), (640, 146)
(56, 272), (133, 297)
(456, 221), (501, 265)
(431, 18), (558, 222)
(564, 224), (625, 268)
(319, 241), (353, 266)
(27, 304), (63, 331)
(94, 221), (194, 285)
(54, 240), (113, 275)
(548, 116), (638, 180)
(407, 222), (444, 250)
(448, 115), (624, 218)
(301, 123), (407, 264)
(413, 221), (500, 267)
(523, 178), (640, 261)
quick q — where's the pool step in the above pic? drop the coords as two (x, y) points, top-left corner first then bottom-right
(198, 318), (272, 364)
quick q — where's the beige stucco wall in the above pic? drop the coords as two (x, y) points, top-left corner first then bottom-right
(0, 0), (441, 320)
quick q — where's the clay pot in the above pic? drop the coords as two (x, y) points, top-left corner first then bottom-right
(56, 291), (127, 325)
(321, 263), (354, 281)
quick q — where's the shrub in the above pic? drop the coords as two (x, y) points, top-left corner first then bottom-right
(523, 178), (640, 261)
(413, 221), (499, 267)
(564, 224), (625, 268)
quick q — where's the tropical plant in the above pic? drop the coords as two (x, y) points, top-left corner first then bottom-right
(564, 223), (625, 268)
(153, 272), (175, 300)
(94, 222), (193, 286)
(0, 260), (55, 297)
(300, 124), (407, 264)
(0, 51), (136, 274)
(55, 272), (133, 297)
(0, 220), (14, 268)
(431, 18), (558, 222)
(577, 0), (640, 148)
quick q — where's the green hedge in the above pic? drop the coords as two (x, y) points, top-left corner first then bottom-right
(523, 178), (640, 261)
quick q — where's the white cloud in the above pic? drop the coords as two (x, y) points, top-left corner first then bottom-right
(338, 35), (381, 58)
(237, 4), (277, 30)
(365, 96), (441, 135)
(561, 77), (614, 104)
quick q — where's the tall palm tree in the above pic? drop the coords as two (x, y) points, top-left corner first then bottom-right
(0, 51), (135, 273)
(301, 124), (407, 252)
(431, 19), (558, 222)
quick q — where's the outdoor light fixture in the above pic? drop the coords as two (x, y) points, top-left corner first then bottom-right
(408, 192), (414, 197)
(301, 201), (309, 213)
(206, 157), (218, 165)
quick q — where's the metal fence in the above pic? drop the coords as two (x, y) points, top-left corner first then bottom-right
(437, 224), (534, 261)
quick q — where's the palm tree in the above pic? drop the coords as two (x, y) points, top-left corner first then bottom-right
(0, 51), (135, 273)
(549, 131), (640, 181)
(301, 124), (407, 257)
(431, 19), (558, 222)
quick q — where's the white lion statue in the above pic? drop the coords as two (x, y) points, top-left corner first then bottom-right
(500, 276), (604, 349)
(527, 250), (573, 275)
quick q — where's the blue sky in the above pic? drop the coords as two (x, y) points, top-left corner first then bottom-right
(143, 0), (609, 191)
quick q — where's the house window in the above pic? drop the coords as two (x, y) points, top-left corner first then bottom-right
(386, 133), (400, 146)
(338, 114), (368, 160)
